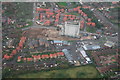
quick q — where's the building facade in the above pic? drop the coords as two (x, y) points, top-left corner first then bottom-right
(63, 21), (80, 37)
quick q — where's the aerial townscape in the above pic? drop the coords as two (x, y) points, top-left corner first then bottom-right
(2, 2), (120, 79)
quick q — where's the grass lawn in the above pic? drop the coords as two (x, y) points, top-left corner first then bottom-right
(86, 27), (97, 33)
(66, 12), (79, 16)
(16, 65), (100, 78)
(57, 2), (67, 6)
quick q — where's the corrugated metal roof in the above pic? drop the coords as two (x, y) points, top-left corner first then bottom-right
(62, 49), (73, 62)
(86, 57), (91, 62)
(78, 48), (87, 57)
(83, 45), (101, 50)
(53, 40), (63, 43)
(104, 41), (114, 47)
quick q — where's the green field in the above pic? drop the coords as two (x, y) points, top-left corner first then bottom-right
(86, 26), (97, 33)
(17, 65), (100, 78)
(57, 2), (67, 6)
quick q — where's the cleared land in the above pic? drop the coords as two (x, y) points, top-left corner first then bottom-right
(23, 28), (93, 40)
(17, 65), (100, 78)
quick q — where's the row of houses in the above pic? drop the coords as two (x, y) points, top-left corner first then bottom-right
(17, 52), (64, 62)
(3, 36), (26, 60)
(86, 22), (96, 27)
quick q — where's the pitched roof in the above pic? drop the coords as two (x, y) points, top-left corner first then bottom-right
(18, 56), (21, 60)
(16, 46), (21, 51)
(60, 9), (64, 12)
(23, 58), (27, 61)
(3, 54), (10, 59)
(27, 58), (33, 61)
(91, 23), (96, 26)
(11, 49), (17, 55)
(37, 55), (41, 59)
(87, 18), (92, 22)
(41, 54), (49, 59)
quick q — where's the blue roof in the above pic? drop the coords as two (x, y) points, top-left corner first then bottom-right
(53, 40), (63, 43)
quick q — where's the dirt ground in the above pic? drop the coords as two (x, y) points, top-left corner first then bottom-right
(23, 27), (93, 41)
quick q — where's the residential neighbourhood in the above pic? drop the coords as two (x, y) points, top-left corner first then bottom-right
(2, 2), (120, 79)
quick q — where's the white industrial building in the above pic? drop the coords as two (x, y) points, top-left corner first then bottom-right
(83, 45), (101, 50)
(104, 41), (115, 47)
(78, 48), (92, 64)
(63, 21), (80, 37)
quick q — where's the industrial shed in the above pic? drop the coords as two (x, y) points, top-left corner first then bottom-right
(104, 41), (115, 47)
(62, 49), (74, 63)
(83, 45), (101, 50)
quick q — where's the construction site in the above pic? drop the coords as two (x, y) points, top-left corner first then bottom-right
(22, 27), (94, 41)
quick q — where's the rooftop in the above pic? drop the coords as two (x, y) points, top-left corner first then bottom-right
(83, 45), (101, 50)
(62, 49), (73, 62)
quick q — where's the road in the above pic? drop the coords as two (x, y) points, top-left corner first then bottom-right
(33, 2), (37, 26)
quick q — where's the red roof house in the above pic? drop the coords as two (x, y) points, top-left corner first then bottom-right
(60, 9), (64, 12)
(23, 58), (27, 61)
(87, 18), (92, 22)
(63, 17), (67, 21)
(52, 53), (57, 58)
(17, 56), (21, 62)
(3, 54), (11, 60)
(49, 54), (53, 58)
(87, 22), (91, 26)
(11, 49), (17, 55)
(44, 20), (51, 25)
(56, 52), (64, 56)
(27, 58), (33, 61)
(41, 55), (49, 59)
(91, 22), (96, 27)
(37, 55), (41, 60)
(16, 46), (21, 51)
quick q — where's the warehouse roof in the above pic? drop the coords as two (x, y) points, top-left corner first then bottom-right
(83, 45), (101, 50)
(62, 49), (73, 62)
(104, 41), (115, 47)
(78, 48), (87, 57)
